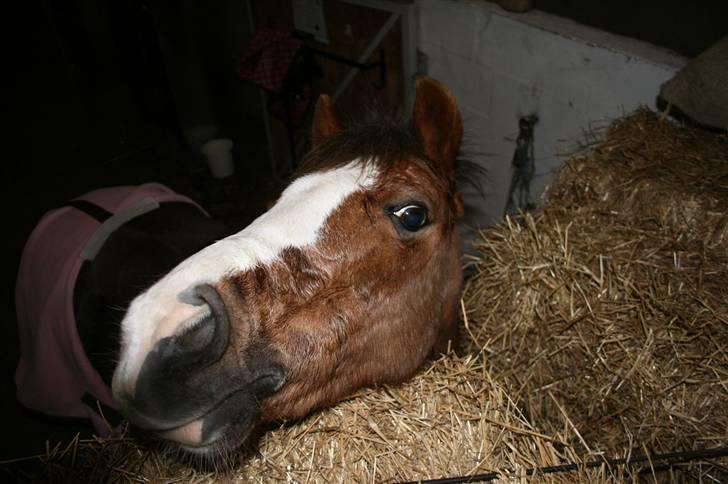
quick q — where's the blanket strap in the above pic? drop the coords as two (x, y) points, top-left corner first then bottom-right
(62, 199), (113, 222)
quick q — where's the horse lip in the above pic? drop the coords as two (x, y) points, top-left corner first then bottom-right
(160, 419), (228, 449)
(121, 403), (202, 432)
(175, 422), (254, 457)
(118, 388), (232, 432)
(141, 388), (255, 444)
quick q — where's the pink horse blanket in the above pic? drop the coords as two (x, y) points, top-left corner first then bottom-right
(15, 183), (204, 436)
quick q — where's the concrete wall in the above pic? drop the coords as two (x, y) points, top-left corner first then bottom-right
(417, 0), (686, 233)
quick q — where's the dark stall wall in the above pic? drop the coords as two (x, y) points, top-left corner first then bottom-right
(7, 0), (268, 256)
(153, 0), (265, 150)
(9, 0), (265, 195)
(533, 0), (727, 57)
(10, 1), (167, 184)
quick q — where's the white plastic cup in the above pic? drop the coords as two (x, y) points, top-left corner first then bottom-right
(201, 138), (235, 179)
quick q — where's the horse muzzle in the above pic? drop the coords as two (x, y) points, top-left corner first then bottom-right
(112, 284), (286, 449)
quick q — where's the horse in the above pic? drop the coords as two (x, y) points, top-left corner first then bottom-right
(111, 77), (465, 459)
(18, 76), (465, 464)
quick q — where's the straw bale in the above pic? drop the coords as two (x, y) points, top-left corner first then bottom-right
(464, 109), (728, 463)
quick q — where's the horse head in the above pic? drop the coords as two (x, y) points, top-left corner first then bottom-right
(112, 77), (465, 459)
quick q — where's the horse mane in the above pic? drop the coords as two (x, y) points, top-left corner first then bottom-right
(455, 153), (489, 199)
(294, 110), (425, 176)
(294, 106), (488, 197)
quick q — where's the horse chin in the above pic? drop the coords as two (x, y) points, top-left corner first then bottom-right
(132, 385), (265, 471)
(168, 436), (242, 471)
(159, 411), (258, 470)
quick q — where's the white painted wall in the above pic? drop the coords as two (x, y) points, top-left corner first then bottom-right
(417, 0), (686, 235)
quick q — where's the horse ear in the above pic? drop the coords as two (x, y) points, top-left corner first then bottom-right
(413, 77), (463, 168)
(312, 94), (342, 147)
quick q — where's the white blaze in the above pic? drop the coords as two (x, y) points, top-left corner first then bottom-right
(113, 162), (376, 395)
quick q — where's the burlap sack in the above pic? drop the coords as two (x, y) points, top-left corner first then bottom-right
(660, 35), (728, 130)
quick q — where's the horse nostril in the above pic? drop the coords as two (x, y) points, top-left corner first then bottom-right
(173, 284), (231, 368)
(128, 285), (233, 426)
(176, 311), (215, 351)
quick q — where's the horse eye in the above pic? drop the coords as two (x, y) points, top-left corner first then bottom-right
(392, 205), (429, 232)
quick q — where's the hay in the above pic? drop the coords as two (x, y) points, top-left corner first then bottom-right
(242, 355), (576, 482)
(4, 354), (614, 482)
(4, 109), (727, 482)
(464, 109), (728, 464)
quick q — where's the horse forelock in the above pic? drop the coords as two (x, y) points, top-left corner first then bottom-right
(295, 111), (459, 183)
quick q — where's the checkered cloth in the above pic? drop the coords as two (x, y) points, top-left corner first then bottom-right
(239, 28), (303, 93)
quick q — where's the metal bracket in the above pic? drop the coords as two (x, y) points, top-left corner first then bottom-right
(307, 46), (387, 89)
